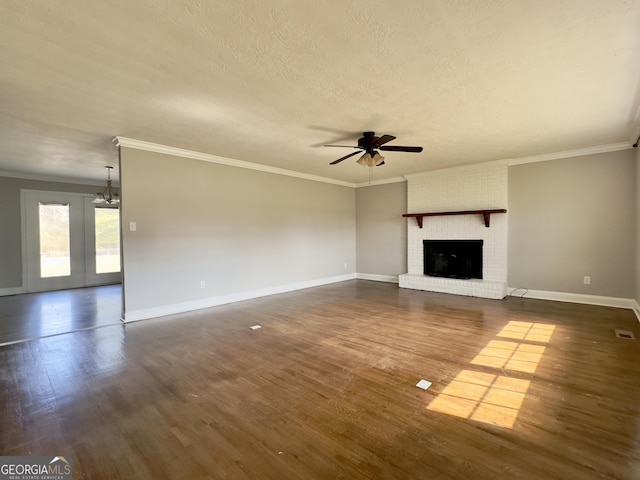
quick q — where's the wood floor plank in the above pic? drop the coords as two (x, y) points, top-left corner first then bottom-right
(1, 280), (639, 479)
(0, 284), (122, 345)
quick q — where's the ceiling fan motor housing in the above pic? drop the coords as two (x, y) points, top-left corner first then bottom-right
(359, 131), (377, 151)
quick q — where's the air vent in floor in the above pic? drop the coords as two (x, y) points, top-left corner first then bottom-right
(615, 329), (635, 340)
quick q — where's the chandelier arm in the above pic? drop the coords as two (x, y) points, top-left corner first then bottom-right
(93, 166), (120, 204)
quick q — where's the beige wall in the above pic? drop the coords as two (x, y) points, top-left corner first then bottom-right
(0, 175), (99, 289)
(120, 147), (356, 317)
(508, 149), (636, 298)
(355, 181), (407, 278)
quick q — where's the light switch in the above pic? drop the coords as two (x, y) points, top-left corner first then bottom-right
(129, 221), (137, 231)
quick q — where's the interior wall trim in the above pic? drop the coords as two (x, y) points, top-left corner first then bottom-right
(507, 287), (636, 310)
(507, 142), (632, 166)
(0, 286), (25, 297)
(356, 273), (399, 283)
(403, 159), (509, 181)
(122, 273), (357, 323)
(114, 137), (355, 188)
(633, 300), (640, 323)
(114, 137), (633, 189)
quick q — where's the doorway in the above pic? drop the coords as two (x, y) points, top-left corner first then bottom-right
(21, 190), (122, 292)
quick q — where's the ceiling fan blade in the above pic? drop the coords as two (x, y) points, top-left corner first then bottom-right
(324, 145), (361, 148)
(330, 150), (361, 165)
(373, 135), (396, 147)
(378, 145), (423, 152)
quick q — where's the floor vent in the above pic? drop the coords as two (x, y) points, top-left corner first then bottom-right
(615, 329), (635, 340)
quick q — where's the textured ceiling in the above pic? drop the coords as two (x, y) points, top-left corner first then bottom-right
(1, 0), (639, 185)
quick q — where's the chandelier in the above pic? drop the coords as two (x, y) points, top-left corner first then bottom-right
(93, 166), (120, 204)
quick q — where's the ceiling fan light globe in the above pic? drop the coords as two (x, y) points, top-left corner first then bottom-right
(357, 153), (372, 166)
(372, 152), (385, 166)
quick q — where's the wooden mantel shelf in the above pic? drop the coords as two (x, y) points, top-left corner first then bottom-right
(402, 209), (507, 228)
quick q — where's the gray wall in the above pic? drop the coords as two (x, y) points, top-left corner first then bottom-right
(3, 146), (637, 305)
(120, 147), (356, 314)
(508, 149), (636, 298)
(0, 175), (99, 289)
(355, 181), (407, 277)
(636, 146), (640, 305)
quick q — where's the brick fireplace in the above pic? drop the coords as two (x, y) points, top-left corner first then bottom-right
(399, 161), (508, 299)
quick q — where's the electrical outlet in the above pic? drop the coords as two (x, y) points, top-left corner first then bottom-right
(343, 262), (348, 269)
(583, 276), (591, 285)
(129, 221), (137, 232)
(200, 280), (205, 289)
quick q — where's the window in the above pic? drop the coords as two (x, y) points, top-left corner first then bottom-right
(38, 203), (71, 278)
(94, 207), (120, 274)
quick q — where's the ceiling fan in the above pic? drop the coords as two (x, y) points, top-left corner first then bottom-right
(325, 131), (423, 166)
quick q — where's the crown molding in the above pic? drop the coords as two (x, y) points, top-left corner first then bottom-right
(507, 142), (633, 166)
(113, 137), (635, 188)
(403, 142), (633, 179)
(0, 169), (109, 186)
(113, 137), (356, 188)
(403, 159), (508, 181)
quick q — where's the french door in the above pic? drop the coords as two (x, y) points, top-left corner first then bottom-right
(22, 190), (122, 292)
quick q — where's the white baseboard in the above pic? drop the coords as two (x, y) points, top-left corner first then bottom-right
(0, 286), (25, 296)
(123, 273), (357, 323)
(633, 300), (640, 323)
(356, 273), (399, 283)
(507, 287), (636, 310)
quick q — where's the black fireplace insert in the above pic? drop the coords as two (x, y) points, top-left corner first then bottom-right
(423, 240), (483, 279)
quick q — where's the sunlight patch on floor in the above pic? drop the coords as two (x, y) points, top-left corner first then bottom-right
(496, 321), (556, 343)
(428, 370), (530, 428)
(471, 340), (546, 374)
(427, 321), (555, 428)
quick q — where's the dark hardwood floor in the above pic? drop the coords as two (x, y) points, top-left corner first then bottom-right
(1, 280), (639, 479)
(0, 284), (122, 345)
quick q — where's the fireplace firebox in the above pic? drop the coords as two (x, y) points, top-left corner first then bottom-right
(423, 240), (483, 279)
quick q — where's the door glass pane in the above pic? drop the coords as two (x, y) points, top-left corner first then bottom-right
(95, 207), (120, 274)
(39, 203), (71, 278)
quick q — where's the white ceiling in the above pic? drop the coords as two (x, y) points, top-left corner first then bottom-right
(1, 0), (639, 185)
